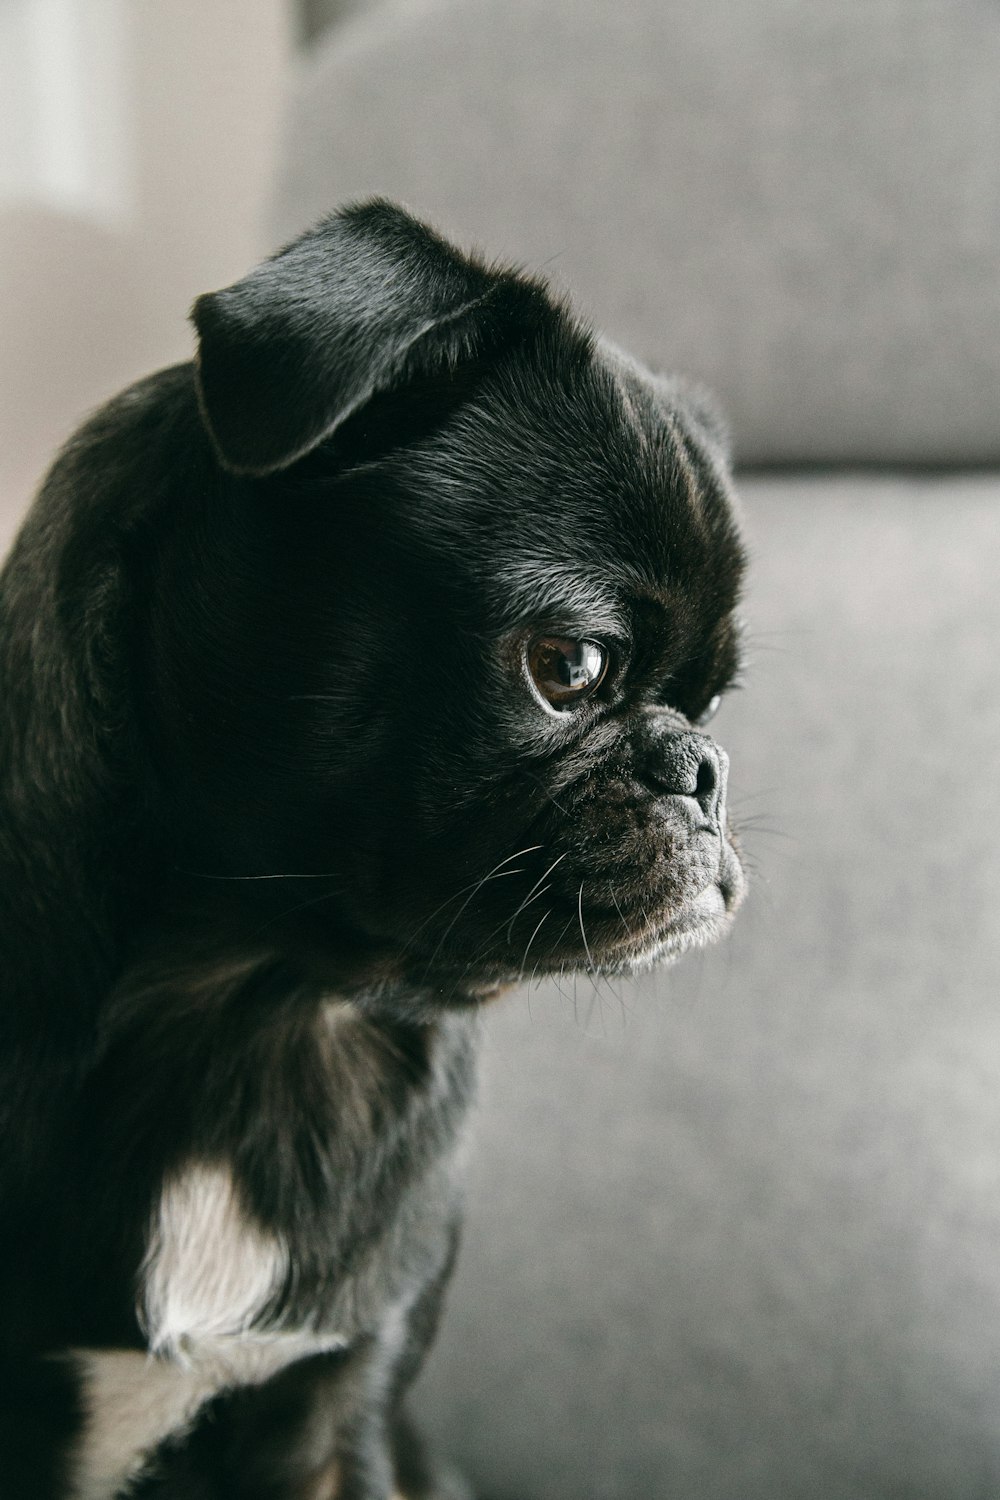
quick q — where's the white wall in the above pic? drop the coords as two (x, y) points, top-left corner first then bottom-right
(0, 0), (293, 548)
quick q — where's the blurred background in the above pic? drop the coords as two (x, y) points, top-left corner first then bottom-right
(2, 3), (1000, 1498)
(0, 0), (291, 538)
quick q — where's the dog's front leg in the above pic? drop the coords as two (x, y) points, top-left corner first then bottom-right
(127, 1346), (392, 1500)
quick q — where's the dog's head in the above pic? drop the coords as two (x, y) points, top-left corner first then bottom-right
(147, 201), (746, 1003)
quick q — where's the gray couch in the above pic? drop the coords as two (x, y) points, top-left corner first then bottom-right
(274, 4), (1000, 1496)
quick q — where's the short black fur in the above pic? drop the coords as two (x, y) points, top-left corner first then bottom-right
(0, 200), (747, 1498)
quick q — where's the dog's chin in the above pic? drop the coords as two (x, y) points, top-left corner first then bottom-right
(391, 849), (746, 1002)
(549, 864), (745, 981)
(599, 835), (747, 971)
(603, 880), (740, 973)
(348, 868), (743, 1022)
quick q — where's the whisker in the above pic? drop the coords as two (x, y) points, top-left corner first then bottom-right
(472, 854), (570, 955)
(400, 872), (515, 957)
(501, 884), (552, 944)
(736, 818), (795, 842)
(546, 920), (575, 996)
(419, 873), (523, 977)
(400, 845), (543, 958)
(181, 869), (342, 882)
(582, 977), (607, 1039)
(256, 884), (348, 931)
(583, 912), (628, 1021)
(523, 773), (570, 816)
(730, 787), (782, 808)
(517, 910), (551, 986)
(549, 917), (574, 950)
(418, 845), (543, 977)
(742, 626), (814, 647)
(505, 851), (569, 941)
(577, 882), (595, 972)
(638, 904), (658, 947)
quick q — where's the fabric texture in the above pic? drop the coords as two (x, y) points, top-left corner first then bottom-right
(274, 0), (1000, 466)
(411, 474), (1000, 1499)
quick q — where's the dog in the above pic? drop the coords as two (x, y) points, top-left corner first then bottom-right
(0, 199), (746, 1499)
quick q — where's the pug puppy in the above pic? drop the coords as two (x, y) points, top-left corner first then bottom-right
(0, 200), (746, 1499)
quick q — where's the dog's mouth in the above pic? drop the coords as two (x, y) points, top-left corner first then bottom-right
(517, 838), (745, 977)
(395, 817), (745, 990)
(599, 867), (743, 969)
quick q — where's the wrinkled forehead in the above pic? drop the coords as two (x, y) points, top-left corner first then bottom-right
(406, 328), (743, 634)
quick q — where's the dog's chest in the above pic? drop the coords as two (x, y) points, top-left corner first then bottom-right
(140, 1160), (327, 1364)
(72, 1165), (353, 1500)
(136, 1004), (473, 1361)
(69, 1006), (474, 1499)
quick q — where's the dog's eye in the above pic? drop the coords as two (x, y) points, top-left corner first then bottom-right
(527, 637), (608, 710)
(696, 694), (722, 727)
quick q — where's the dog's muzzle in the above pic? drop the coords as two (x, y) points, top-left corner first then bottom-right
(638, 717), (730, 828)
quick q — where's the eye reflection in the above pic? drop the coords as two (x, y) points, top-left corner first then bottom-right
(527, 637), (608, 709)
(697, 694), (722, 726)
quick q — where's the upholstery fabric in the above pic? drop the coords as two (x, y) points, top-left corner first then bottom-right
(274, 0), (1000, 466)
(409, 475), (1000, 1499)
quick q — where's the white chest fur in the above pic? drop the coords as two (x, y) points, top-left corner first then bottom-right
(68, 1163), (348, 1500)
(140, 1161), (290, 1360)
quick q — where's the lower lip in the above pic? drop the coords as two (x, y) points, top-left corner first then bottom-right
(595, 883), (726, 956)
(688, 883), (726, 919)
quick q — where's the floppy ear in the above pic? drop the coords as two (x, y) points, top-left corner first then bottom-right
(191, 199), (550, 477)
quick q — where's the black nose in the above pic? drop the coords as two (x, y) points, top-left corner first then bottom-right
(646, 730), (728, 822)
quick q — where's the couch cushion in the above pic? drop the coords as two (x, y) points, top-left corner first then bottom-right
(274, 0), (1000, 466)
(409, 474), (1000, 1499)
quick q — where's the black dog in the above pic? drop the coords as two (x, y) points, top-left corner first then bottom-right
(0, 200), (746, 1499)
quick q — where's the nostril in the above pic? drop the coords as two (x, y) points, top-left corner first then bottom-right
(641, 720), (728, 816)
(695, 756), (717, 802)
(645, 730), (725, 809)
